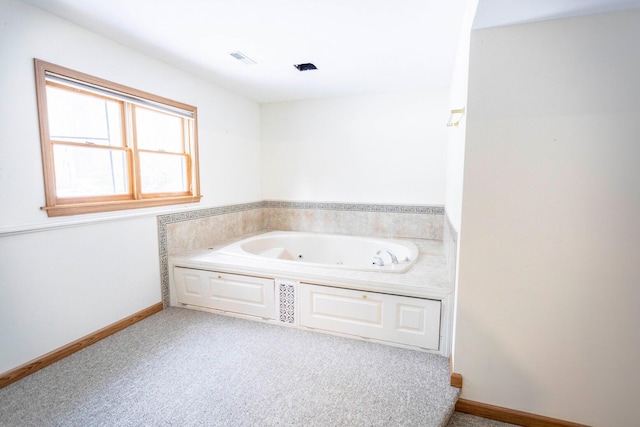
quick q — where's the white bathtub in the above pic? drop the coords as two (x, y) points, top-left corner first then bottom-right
(217, 231), (419, 273)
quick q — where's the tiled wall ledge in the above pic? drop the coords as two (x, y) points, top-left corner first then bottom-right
(443, 213), (458, 285)
(158, 201), (445, 306)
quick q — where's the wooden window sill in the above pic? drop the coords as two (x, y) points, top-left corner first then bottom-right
(42, 195), (203, 217)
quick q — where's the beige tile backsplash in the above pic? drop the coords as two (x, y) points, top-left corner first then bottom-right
(166, 209), (264, 255)
(262, 208), (443, 240)
(166, 203), (443, 255)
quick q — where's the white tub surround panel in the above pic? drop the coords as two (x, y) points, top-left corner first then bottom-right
(173, 268), (276, 320)
(298, 283), (442, 350)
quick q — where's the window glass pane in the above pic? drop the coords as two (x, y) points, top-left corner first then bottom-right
(135, 107), (184, 152)
(53, 145), (129, 197)
(139, 152), (187, 194)
(46, 85), (123, 146)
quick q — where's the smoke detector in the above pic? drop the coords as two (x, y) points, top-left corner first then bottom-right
(229, 51), (257, 65)
(294, 63), (317, 71)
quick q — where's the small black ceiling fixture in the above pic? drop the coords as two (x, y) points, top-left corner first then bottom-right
(294, 63), (317, 71)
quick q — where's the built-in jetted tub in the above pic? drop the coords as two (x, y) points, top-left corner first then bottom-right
(170, 231), (453, 355)
(217, 231), (418, 273)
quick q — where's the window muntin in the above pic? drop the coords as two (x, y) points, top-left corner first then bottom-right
(34, 59), (201, 216)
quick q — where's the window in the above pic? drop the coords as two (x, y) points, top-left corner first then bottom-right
(34, 59), (201, 217)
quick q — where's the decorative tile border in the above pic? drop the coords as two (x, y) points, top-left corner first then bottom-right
(157, 201), (445, 307)
(263, 200), (444, 215)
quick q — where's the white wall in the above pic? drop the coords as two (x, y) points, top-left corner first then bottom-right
(0, 0), (261, 374)
(454, 10), (640, 426)
(445, 0), (477, 231)
(261, 91), (449, 205)
(0, 219), (160, 372)
(446, 0), (477, 370)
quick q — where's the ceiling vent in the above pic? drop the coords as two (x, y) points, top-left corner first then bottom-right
(229, 51), (257, 65)
(294, 63), (317, 71)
